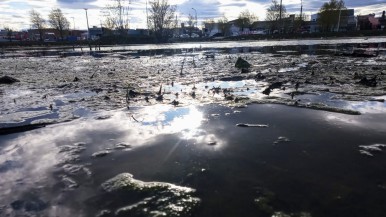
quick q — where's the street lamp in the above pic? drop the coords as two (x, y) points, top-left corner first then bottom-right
(71, 17), (75, 30)
(337, 8), (342, 32)
(84, 8), (90, 40)
(191, 8), (197, 30)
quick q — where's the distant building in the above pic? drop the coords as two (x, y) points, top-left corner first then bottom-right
(87, 26), (103, 40)
(128, 29), (149, 36)
(311, 9), (356, 32)
(251, 15), (297, 34)
(0, 30), (8, 40)
(380, 11), (386, 30)
(252, 20), (272, 31)
(338, 9), (356, 31)
(203, 22), (221, 37)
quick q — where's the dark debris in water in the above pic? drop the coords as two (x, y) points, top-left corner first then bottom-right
(11, 197), (48, 212)
(0, 75), (20, 84)
(0, 160), (23, 173)
(235, 57), (251, 69)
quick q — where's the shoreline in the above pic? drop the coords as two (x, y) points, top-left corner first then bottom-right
(1, 34), (386, 50)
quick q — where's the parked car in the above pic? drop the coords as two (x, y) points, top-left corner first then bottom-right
(180, 34), (190, 38)
(210, 33), (224, 38)
(191, 33), (200, 38)
(253, 30), (267, 35)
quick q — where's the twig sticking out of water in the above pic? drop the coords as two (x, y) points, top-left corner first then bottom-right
(131, 115), (141, 123)
(192, 57), (196, 68)
(158, 85), (162, 95)
(180, 52), (187, 76)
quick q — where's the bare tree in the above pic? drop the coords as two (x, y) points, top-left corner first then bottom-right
(4, 27), (13, 42)
(29, 9), (46, 42)
(48, 8), (70, 40)
(102, 0), (131, 34)
(235, 10), (258, 31)
(103, 16), (116, 33)
(148, 0), (176, 42)
(218, 16), (229, 36)
(318, 0), (346, 32)
(187, 13), (196, 36)
(266, 0), (287, 32)
(266, 0), (286, 21)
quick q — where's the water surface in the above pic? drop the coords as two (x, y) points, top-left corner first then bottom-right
(1, 104), (386, 217)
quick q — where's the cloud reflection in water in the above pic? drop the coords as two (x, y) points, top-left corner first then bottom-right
(0, 105), (226, 214)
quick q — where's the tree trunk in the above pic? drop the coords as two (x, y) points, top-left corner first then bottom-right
(39, 29), (44, 42)
(59, 27), (64, 41)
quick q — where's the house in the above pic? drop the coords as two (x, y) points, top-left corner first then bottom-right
(357, 14), (380, 30)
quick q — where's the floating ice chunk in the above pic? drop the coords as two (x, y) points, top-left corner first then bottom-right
(92, 150), (110, 158)
(273, 136), (291, 144)
(100, 173), (200, 217)
(359, 150), (374, 157)
(359, 144), (386, 157)
(236, 123), (269, 128)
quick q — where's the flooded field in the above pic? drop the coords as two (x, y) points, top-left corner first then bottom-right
(1, 38), (386, 217)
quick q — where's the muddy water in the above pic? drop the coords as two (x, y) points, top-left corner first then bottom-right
(2, 37), (386, 58)
(1, 104), (386, 217)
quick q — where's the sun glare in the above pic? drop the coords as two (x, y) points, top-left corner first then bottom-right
(169, 106), (203, 139)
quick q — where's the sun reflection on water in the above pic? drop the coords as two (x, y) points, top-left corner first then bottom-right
(130, 105), (225, 149)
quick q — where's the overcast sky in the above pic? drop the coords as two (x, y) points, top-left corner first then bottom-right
(0, 0), (385, 30)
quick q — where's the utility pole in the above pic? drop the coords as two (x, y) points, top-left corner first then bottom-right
(192, 8), (197, 30)
(337, 8), (342, 32)
(300, 0), (303, 23)
(72, 17), (75, 30)
(84, 8), (91, 51)
(118, 0), (122, 29)
(279, 0), (283, 21)
(71, 17), (75, 36)
(146, 0), (149, 30)
(279, 0), (283, 33)
(84, 8), (90, 40)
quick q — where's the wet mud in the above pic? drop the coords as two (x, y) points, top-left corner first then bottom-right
(1, 39), (386, 129)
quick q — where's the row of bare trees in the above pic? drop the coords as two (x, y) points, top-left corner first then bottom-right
(202, 0), (348, 35)
(203, 0), (286, 36)
(27, 0), (176, 42)
(29, 9), (69, 41)
(102, 0), (131, 35)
